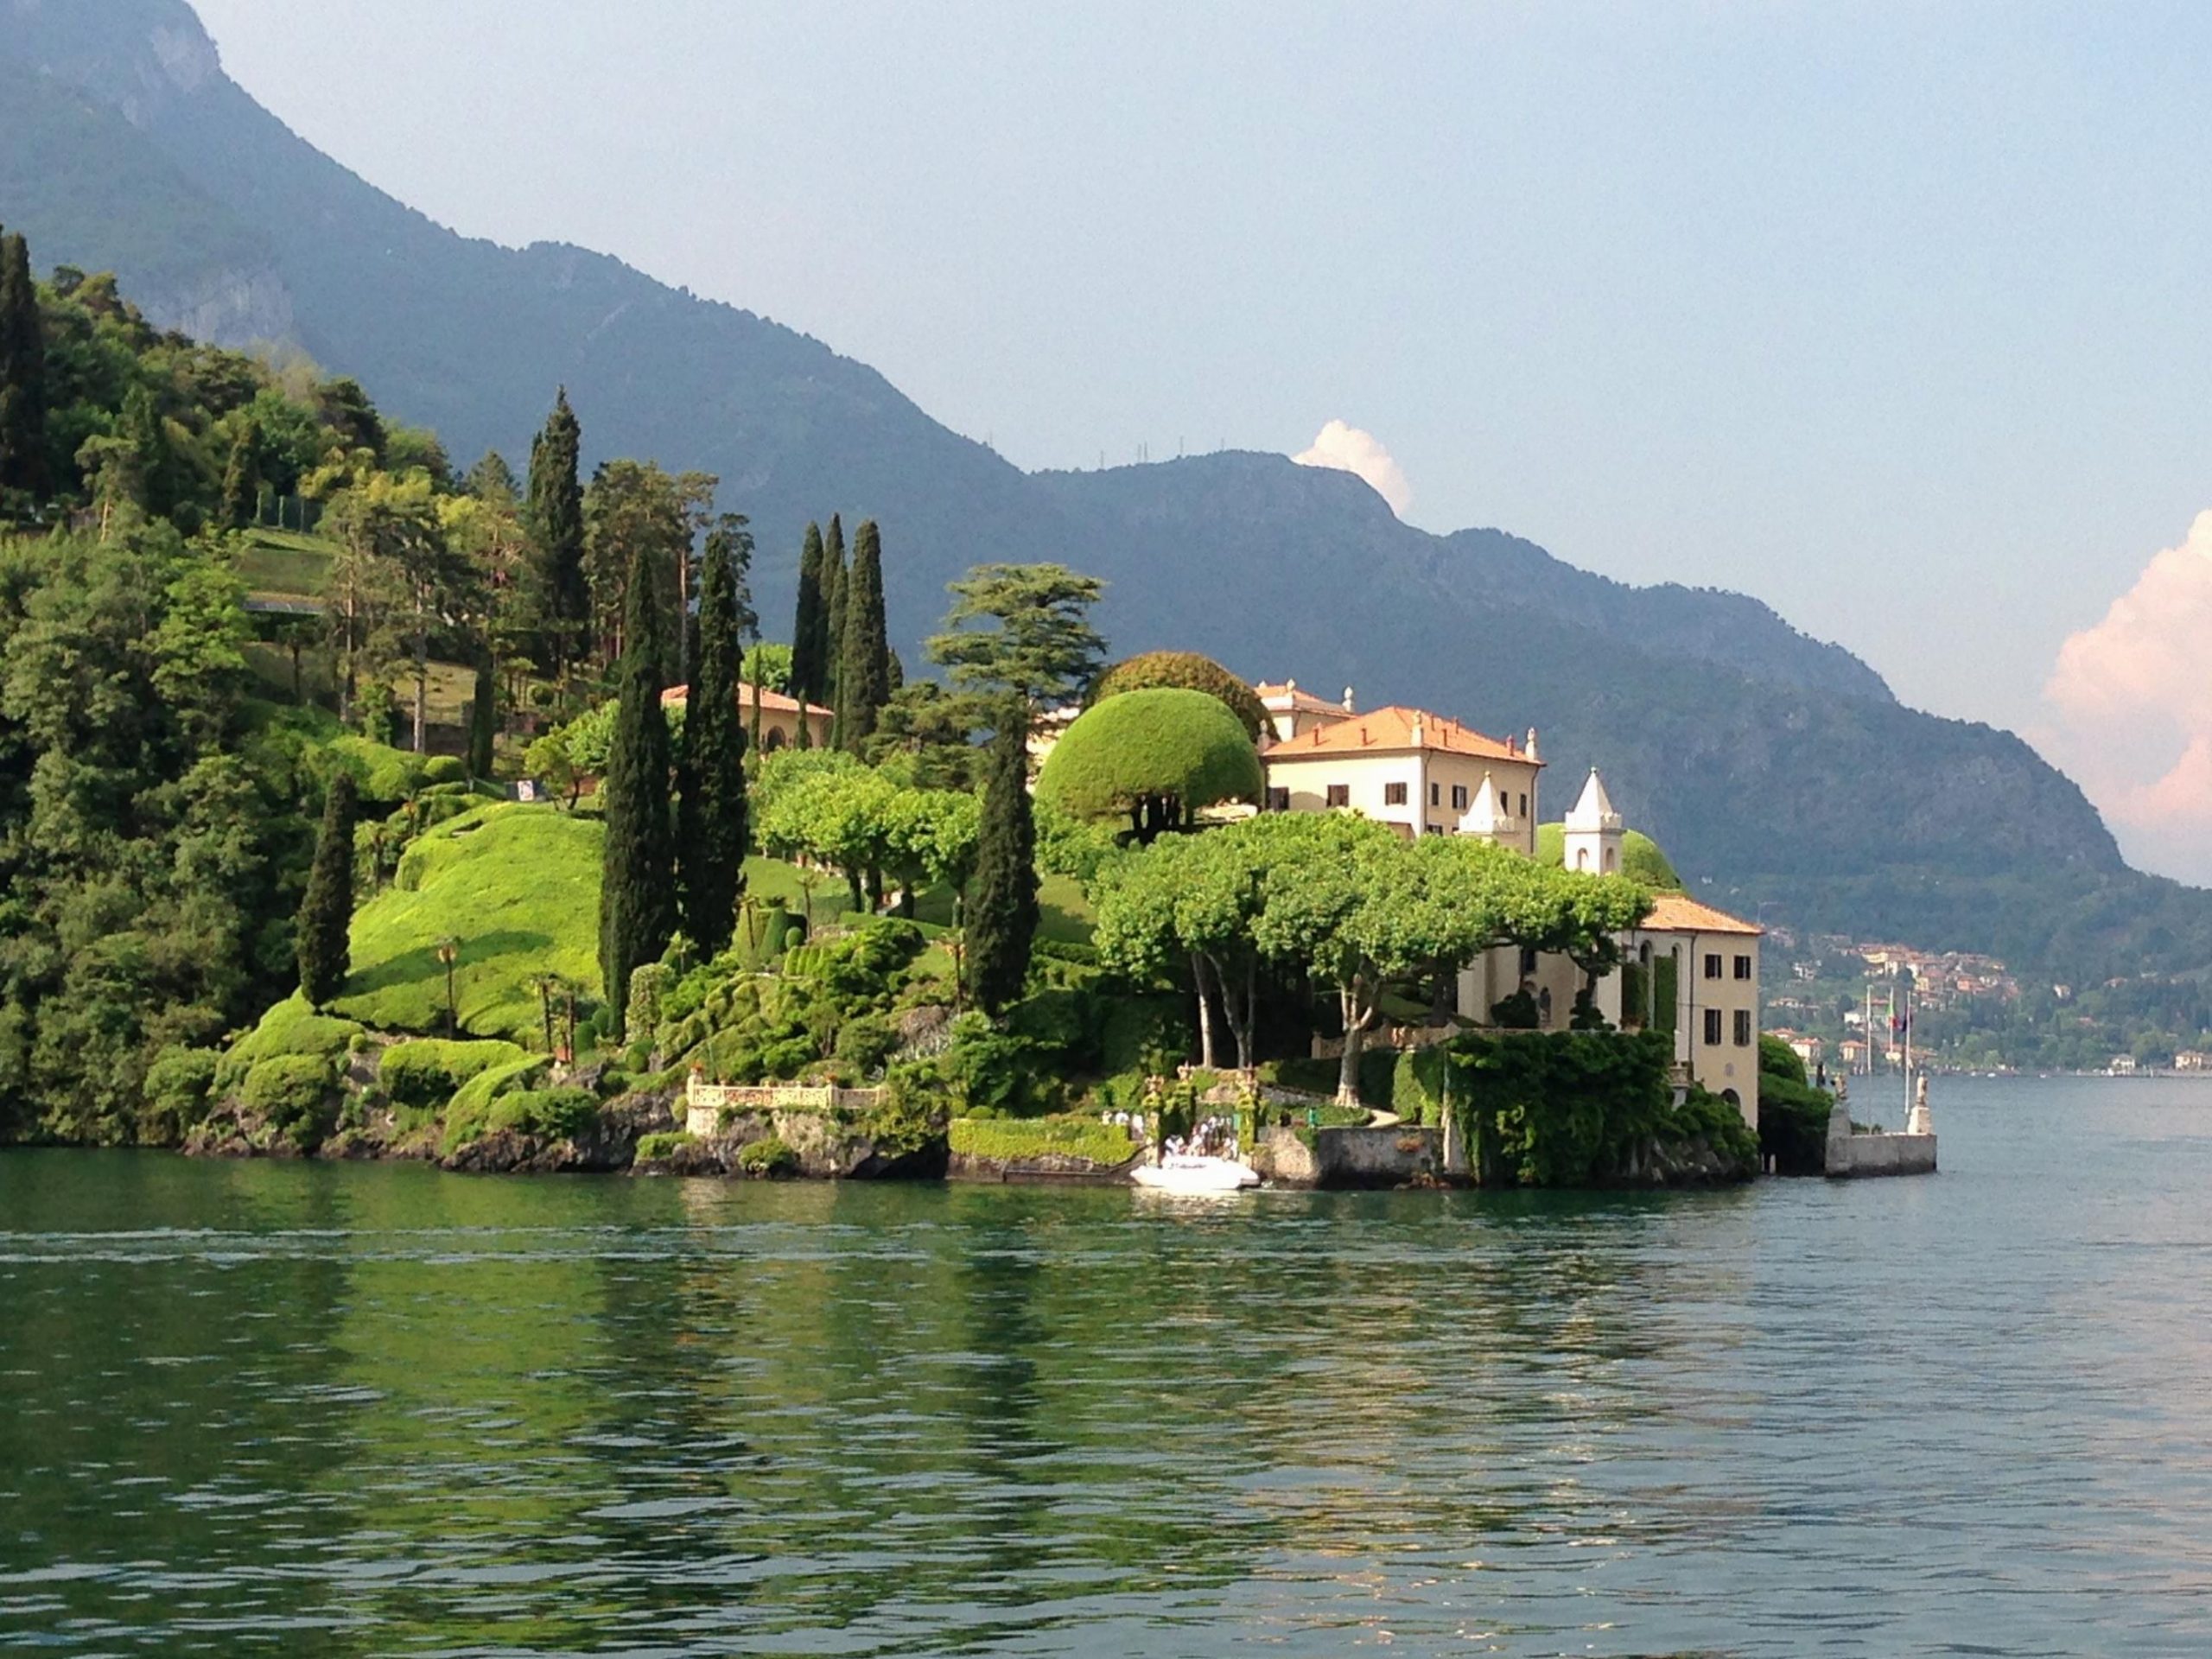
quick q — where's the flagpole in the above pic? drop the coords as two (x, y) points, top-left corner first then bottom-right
(1903, 976), (1913, 1122)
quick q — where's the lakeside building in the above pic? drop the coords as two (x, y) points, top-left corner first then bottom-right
(659, 683), (833, 751)
(1255, 700), (1544, 853)
(1250, 677), (1761, 1127)
(2177, 1050), (2209, 1071)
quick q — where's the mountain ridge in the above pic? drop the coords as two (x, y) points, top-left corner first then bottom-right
(3, 0), (2184, 974)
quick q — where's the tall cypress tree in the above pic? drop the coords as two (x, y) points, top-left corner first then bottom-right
(835, 518), (892, 751)
(0, 229), (50, 501)
(678, 524), (750, 954)
(598, 540), (677, 1038)
(468, 657), (497, 781)
(219, 419), (261, 529)
(525, 388), (587, 683)
(963, 701), (1039, 1017)
(821, 513), (848, 706)
(296, 772), (359, 1009)
(789, 520), (825, 725)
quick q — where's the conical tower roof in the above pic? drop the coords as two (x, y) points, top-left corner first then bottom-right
(1565, 766), (1623, 831)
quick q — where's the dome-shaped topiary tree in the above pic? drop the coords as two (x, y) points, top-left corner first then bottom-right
(1088, 651), (1269, 741)
(1037, 687), (1264, 843)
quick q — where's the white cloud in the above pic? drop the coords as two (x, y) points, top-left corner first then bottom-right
(2039, 509), (2212, 883)
(1292, 420), (1412, 518)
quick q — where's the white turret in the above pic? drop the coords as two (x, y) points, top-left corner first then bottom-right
(1457, 770), (1521, 847)
(1562, 767), (1624, 875)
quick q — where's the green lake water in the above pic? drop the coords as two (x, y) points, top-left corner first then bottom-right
(3, 1075), (2211, 1656)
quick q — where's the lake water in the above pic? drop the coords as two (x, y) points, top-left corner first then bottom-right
(3, 1076), (2211, 1656)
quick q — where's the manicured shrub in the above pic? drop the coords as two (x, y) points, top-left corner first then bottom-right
(1088, 651), (1270, 740)
(423, 754), (467, 785)
(635, 1130), (696, 1161)
(487, 1087), (600, 1141)
(833, 1014), (899, 1076)
(378, 1039), (528, 1111)
(735, 1135), (798, 1176)
(1034, 687), (1262, 839)
(949, 1115), (1136, 1167)
(242, 1053), (339, 1148)
(216, 997), (364, 1095)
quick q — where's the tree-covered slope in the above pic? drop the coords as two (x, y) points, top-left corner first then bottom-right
(1, 0), (2197, 982)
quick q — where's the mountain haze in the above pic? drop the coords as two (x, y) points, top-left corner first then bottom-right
(4, 0), (2195, 981)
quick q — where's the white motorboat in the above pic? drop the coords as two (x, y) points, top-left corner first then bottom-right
(1129, 1154), (1261, 1192)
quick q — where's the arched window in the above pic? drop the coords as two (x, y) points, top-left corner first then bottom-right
(765, 728), (787, 753)
(1576, 848), (1590, 870)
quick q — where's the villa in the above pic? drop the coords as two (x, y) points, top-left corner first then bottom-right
(660, 682), (833, 751)
(1251, 678), (1763, 1126)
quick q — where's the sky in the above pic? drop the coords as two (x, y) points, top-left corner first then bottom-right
(190, 0), (2212, 882)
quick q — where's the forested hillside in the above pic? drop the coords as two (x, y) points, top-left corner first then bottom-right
(1, 0), (2207, 1002)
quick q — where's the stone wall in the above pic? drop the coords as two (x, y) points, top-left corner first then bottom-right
(1250, 1124), (1441, 1188)
(1824, 1100), (1936, 1179)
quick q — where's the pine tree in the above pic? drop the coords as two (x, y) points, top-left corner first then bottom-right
(821, 512), (848, 707)
(963, 701), (1039, 1016)
(789, 520), (825, 720)
(468, 657), (497, 781)
(0, 230), (48, 502)
(219, 420), (261, 530)
(525, 388), (587, 684)
(296, 771), (359, 1008)
(678, 523), (751, 954)
(598, 540), (677, 1039)
(835, 518), (892, 751)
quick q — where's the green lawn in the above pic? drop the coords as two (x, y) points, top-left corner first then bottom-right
(233, 529), (337, 601)
(333, 803), (603, 1042)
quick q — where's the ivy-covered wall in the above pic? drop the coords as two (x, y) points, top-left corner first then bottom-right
(1448, 1029), (1753, 1186)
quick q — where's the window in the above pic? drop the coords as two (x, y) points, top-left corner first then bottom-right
(1518, 793), (1529, 818)
(1733, 955), (1753, 981)
(1429, 781), (1440, 807)
(1426, 823), (1443, 837)
(1452, 784), (1469, 810)
(1265, 787), (1289, 812)
(1704, 1007), (1723, 1046)
(1704, 953), (1723, 980)
(1733, 1010), (1753, 1046)
(1383, 781), (1408, 805)
(1325, 784), (1350, 809)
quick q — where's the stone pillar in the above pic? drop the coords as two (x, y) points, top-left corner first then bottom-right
(1906, 1076), (1932, 1137)
(1825, 1096), (1855, 1176)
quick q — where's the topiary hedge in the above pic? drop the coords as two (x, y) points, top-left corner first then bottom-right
(1035, 687), (1263, 838)
(378, 1039), (529, 1111)
(949, 1115), (1137, 1168)
(241, 1053), (340, 1149)
(1089, 652), (1270, 741)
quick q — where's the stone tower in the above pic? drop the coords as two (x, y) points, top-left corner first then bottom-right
(1562, 767), (1624, 875)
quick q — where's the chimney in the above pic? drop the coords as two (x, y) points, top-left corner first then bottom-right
(1409, 715), (1423, 747)
(1342, 686), (1355, 713)
(1526, 727), (1541, 763)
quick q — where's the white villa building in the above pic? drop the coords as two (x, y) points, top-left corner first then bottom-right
(1253, 678), (1764, 1126)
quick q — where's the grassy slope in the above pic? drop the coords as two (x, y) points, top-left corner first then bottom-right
(327, 809), (1096, 1046)
(334, 803), (602, 1043)
(234, 529), (336, 601)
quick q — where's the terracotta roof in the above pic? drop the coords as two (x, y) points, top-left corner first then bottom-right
(1260, 704), (1536, 765)
(1637, 893), (1763, 937)
(1255, 679), (1351, 716)
(661, 683), (833, 717)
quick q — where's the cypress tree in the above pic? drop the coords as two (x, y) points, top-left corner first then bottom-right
(219, 419), (261, 529)
(0, 229), (50, 501)
(525, 388), (587, 683)
(678, 526), (750, 954)
(789, 520), (825, 718)
(821, 513), (848, 705)
(963, 701), (1039, 1016)
(468, 656), (497, 781)
(598, 540), (677, 1039)
(296, 771), (359, 1008)
(835, 518), (892, 751)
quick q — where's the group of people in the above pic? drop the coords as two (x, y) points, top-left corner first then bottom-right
(1161, 1114), (1241, 1162)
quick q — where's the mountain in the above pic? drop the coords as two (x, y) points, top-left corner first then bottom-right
(3, 0), (2200, 987)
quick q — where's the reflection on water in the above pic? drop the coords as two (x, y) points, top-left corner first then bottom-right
(5, 1077), (2212, 1655)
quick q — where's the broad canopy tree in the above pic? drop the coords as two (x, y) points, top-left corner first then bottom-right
(925, 563), (1106, 716)
(1034, 686), (1263, 843)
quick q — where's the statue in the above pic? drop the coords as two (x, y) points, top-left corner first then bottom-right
(1906, 1075), (1932, 1137)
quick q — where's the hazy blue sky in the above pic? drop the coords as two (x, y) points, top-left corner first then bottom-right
(192, 0), (2212, 878)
